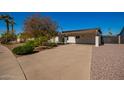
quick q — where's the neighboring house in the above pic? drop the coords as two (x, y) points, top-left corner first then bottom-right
(52, 28), (102, 46)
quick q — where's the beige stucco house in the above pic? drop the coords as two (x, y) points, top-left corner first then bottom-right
(51, 28), (102, 47)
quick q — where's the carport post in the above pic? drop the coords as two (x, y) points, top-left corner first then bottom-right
(64, 37), (67, 44)
(95, 36), (100, 47)
(118, 35), (121, 44)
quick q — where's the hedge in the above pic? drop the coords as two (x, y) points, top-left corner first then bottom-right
(12, 44), (34, 55)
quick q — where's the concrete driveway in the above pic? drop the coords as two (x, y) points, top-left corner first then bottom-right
(0, 45), (25, 80)
(17, 44), (92, 80)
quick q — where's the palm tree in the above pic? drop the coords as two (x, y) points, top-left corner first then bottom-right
(0, 14), (16, 43)
(4, 15), (13, 33)
(9, 19), (15, 34)
(0, 14), (13, 33)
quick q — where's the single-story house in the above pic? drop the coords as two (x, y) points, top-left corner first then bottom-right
(51, 28), (102, 46)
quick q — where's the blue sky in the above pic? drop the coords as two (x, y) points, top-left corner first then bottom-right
(0, 12), (124, 35)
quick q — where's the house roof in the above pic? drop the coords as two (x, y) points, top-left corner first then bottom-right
(62, 28), (101, 36)
(62, 28), (100, 33)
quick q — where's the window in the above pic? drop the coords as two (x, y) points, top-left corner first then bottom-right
(76, 36), (80, 39)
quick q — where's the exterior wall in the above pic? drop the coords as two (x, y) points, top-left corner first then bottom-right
(50, 36), (59, 43)
(66, 36), (76, 43)
(75, 36), (95, 44)
(49, 34), (100, 45)
(64, 36), (96, 44)
(55, 37), (59, 43)
(50, 38), (54, 42)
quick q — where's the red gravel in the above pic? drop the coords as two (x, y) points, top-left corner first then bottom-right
(91, 44), (124, 80)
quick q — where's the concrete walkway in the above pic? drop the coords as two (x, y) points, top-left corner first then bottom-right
(0, 45), (25, 80)
(91, 44), (124, 80)
(18, 44), (92, 80)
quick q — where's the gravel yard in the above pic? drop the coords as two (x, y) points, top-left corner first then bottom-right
(91, 44), (124, 80)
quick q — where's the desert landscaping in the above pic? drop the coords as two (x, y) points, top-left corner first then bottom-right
(0, 13), (124, 80)
(0, 44), (124, 80)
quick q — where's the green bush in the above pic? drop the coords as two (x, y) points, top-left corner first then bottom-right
(25, 36), (48, 47)
(57, 42), (65, 45)
(42, 42), (57, 47)
(25, 40), (36, 47)
(0, 32), (17, 44)
(26, 36), (48, 47)
(12, 45), (34, 55)
(35, 36), (48, 46)
(50, 43), (57, 47)
(33, 38), (41, 47)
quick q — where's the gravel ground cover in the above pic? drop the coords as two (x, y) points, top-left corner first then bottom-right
(91, 44), (124, 80)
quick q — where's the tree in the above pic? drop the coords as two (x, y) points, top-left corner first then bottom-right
(0, 14), (13, 33)
(19, 32), (30, 42)
(0, 32), (17, 44)
(108, 31), (112, 36)
(9, 19), (16, 34)
(0, 14), (16, 44)
(24, 14), (58, 39)
(108, 28), (112, 36)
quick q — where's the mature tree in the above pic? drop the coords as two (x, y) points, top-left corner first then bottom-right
(9, 19), (16, 34)
(24, 14), (58, 39)
(0, 14), (13, 33)
(0, 32), (17, 44)
(19, 32), (30, 42)
(0, 14), (16, 43)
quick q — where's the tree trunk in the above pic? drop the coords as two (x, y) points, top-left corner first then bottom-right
(11, 24), (14, 33)
(6, 20), (9, 33)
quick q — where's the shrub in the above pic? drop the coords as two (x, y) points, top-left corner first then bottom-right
(35, 36), (48, 46)
(33, 38), (41, 47)
(57, 42), (65, 45)
(25, 40), (36, 47)
(34, 46), (50, 52)
(27, 36), (48, 47)
(25, 36), (48, 47)
(0, 32), (17, 44)
(50, 43), (57, 47)
(42, 42), (57, 47)
(12, 45), (34, 55)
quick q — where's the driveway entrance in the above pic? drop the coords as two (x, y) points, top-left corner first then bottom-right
(17, 44), (92, 80)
